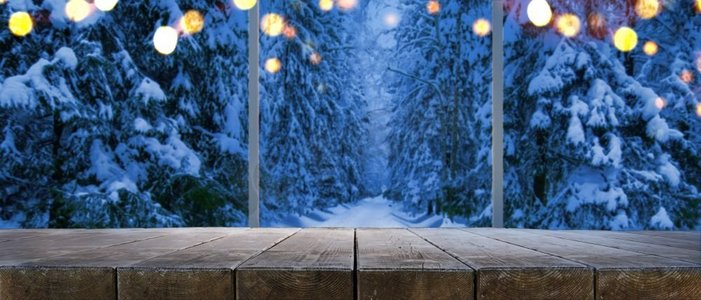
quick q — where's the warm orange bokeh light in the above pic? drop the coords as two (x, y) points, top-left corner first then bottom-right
(65, 0), (92, 22)
(587, 13), (607, 39)
(613, 27), (638, 52)
(265, 58), (282, 73)
(319, 0), (334, 11)
(337, 0), (358, 11)
(556, 14), (581, 37)
(527, 0), (552, 27)
(310, 52), (322, 65)
(427, 1), (440, 15)
(472, 18), (491, 37)
(233, 0), (257, 10)
(655, 97), (666, 110)
(643, 41), (658, 56)
(635, 0), (661, 19)
(282, 24), (297, 39)
(261, 13), (285, 37)
(94, 0), (118, 12)
(696, 0), (701, 13)
(8, 12), (33, 37)
(696, 103), (701, 117)
(180, 10), (205, 35)
(680, 69), (693, 84)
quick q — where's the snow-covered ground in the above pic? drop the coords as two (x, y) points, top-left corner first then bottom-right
(273, 195), (466, 228)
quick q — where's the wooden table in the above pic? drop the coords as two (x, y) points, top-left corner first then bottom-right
(0, 228), (698, 299)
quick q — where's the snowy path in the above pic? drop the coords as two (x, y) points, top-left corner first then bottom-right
(277, 195), (461, 228)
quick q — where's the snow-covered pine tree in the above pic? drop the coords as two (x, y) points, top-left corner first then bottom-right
(503, 0), (700, 229)
(385, 0), (492, 223)
(260, 0), (368, 221)
(0, 0), (249, 227)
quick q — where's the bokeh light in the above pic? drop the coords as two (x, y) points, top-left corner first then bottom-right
(695, 56), (701, 73)
(696, 103), (701, 117)
(655, 97), (666, 110)
(233, 0), (257, 10)
(261, 13), (284, 37)
(635, 0), (660, 19)
(265, 58), (282, 73)
(527, 0), (552, 27)
(282, 24), (297, 39)
(0, 0), (6, 4)
(472, 18), (491, 37)
(587, 13), (607, 39)
(427, 1), (440, 15)
(319, 0), (334, 12)
(556, 14), (581, 37)
(696, 0), (701, 13)
(8, 12), (32, 37)
(153, 26), (179, 55)
(65, 0), (92, 22)
(94, 0), (118, 12)
(613, 27), (638, 52)
(180, 10), (205, 35)
(310, 52), (322, 65)
(383, 12), (400, 28)
(680, 69), (693, 84)
(643, 41), (658, 56)
(337, 0), (358, 11)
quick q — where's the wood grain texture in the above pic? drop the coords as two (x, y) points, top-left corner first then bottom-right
(413, 228), (593, 300)
(532, 230), (701, 263)
(118, 228), (297, 300)
(357, 229), (473, 300)
(0, 267), (115, 300)
(608, 231), (701, 251)
(236, 228), (354, 300)
(466, 228), (701, 299)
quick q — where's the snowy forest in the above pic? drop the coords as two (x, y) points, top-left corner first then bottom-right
(0, 0), (699, 230)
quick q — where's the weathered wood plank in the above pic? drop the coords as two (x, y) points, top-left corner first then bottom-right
(616, 231), (701, 250)
(118, 228), (298, 300)
(412, 228), (592, 300)
(466, 228), (701, 300)
(356, 228), (473, 300)
(236, 228), (354, 300)
(0, 229), (231, 300)
(531, 230), (701, 263)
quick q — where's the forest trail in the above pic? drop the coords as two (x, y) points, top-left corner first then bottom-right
(290, 195), (455, 228)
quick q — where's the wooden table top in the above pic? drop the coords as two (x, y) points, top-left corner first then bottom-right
(0, 228), (699, 299)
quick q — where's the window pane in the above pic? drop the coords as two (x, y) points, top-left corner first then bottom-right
(260, 0), (493, 227)
(0, 2), (249, 227)
(504, 0), (700, 229)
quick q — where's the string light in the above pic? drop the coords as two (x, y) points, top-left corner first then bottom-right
(233, 0), (257, 10)
(65, 0), (92, 22)
(635, 0), (660, 19)
(680, 69), (693, 84)
(613, 27), (638, 52)
(265, 58), (282, 73)
(427, 1), (440, 15)
(556, 14), (581, 37)
(319, 0), (334, 12)
(472, 18), (491, 37)
(337, 0), (358, 11)
(310, 52), (322, 65)
(94, 0), (118, 12)
(655, 97), (666, 110)
(527, 0), (552, 27)
(282, 24), (297, 39)
(180, 10), (205, 35)
(643, 41), (658, 56)
(261, 13), (284, 37)
(8, 12), (33, 37)
(587, 13), (607, 39)
(153, 26), (179, 55)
